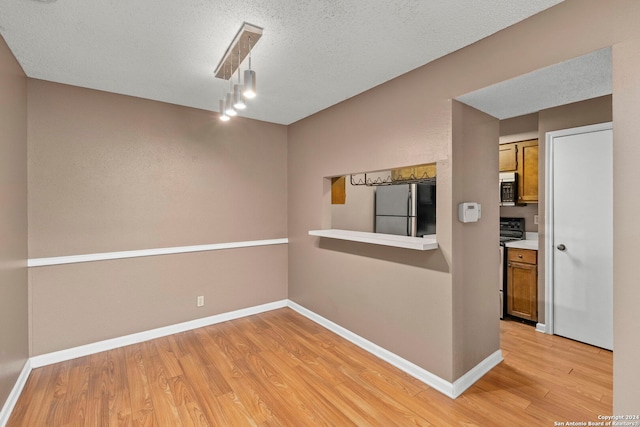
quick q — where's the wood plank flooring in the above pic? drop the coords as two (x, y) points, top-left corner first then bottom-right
(7, 308), (612, 426)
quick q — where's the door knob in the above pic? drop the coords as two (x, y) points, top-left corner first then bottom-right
(557, 243), (566, 251)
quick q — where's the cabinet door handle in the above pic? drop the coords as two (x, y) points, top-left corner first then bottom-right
(557, 244), (566, 251)
(518, 254), (523, 258)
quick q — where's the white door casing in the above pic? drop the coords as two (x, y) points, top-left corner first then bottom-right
(545, 122), (613, 350)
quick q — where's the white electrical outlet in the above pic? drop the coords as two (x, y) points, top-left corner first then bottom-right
(197, 296), (204, 307)
(534, 215), (539, 225)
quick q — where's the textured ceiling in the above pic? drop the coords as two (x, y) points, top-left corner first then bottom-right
(0, 0), (565, 125)
(457, 48), (612, 119)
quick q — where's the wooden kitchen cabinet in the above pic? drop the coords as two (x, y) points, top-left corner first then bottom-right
(518, 140), (538, 203)
(391, 163), (436, 181)
(499, 143), (517, 172)
(507, 248), (537, 322)
(499, 139), (538, 203)
(331, 176), (346, 204)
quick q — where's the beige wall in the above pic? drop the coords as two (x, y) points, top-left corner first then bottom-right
(499, 113), (538, 145)
(28, 80), (288, 256)
(27, 80), (289, 354)
(29, 246), (287, 354)
(0, 35), (29, 409)
(612, 37), (640, 414)
(288, 0), (640, 399)
(451, 102), (500, 378)
(288, 83), (456, 380)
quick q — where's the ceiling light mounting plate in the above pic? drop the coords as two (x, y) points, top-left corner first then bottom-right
(214, 22), (263, 80)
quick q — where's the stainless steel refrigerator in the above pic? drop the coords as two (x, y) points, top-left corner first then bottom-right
(375, 182), (436, 237)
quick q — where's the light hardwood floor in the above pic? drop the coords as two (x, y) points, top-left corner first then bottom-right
(7, 308), (612, 426)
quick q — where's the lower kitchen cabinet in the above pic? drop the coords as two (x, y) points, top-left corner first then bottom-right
(507, 248), (538, 322)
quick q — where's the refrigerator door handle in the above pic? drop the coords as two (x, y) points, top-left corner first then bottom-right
(408, 190), (412, 236)
(408, 184), (418, 237)
(407, 192), (412, 233)
(409, 183), (418, 217)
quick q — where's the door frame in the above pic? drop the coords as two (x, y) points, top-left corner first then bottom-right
(543, 121), (613, 335)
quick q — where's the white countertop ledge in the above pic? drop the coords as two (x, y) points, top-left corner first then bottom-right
(505, 239), (538, 250)
(308, 229), (438, 251)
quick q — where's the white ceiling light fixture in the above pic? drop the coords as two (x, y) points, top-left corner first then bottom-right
(233, 80), (246, 109)
(214, 22), (262, 121)
(243, 36), (256, 99)
(225, 65), (237, 117)
(219, 99), (230, 122)
(218, 68), (231, 121)
(233, 46), (246, 110)
(225, 93), (237, 116)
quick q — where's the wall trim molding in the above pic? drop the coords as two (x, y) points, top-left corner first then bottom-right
(536, 323), (548, 334)
(287, 300), (502, 399)
(0, 359), (32, 427)
(27, 238), (288, 267)
(29, 300), (288, 368)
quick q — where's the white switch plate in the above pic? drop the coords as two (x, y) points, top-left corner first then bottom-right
(534, 215), (539, 225)
(197, 296), (204, 307)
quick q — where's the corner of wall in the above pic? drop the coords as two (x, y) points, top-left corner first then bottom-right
(0, 32), (29, 416)
(450, 101), (501, 380)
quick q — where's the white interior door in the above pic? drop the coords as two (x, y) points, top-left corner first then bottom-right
(549, 123), (613, 350)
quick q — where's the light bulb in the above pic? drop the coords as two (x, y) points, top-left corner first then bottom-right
(219, 99), (230, 121)
(233, 84), (246, 109)
(225, 93), (237, 116)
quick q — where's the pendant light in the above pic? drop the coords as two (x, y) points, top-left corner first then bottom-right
(225, 93), (237, 116)
(219, 68), (231, 121)
(233, 45), (246, 110)
(243, 36), (256, 99)
(219, 99), (230, 121)
(225, 65), (237, 117)
(214, 23), (263, 123)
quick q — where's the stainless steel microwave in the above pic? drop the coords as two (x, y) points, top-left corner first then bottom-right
(499, 172), (518, 206)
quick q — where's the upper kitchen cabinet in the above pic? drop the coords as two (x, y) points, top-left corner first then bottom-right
(331, 176), (346, 204)
(499, 143), (517, 172)
(499, 139), (539, 203)
(518, 140), (538, 203)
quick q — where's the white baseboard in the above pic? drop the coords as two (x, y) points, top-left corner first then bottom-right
(536, 323), (547, 334)
(30, 299), (288, 368)
(0, 359), (32, 427)
(287, 300), (502, 399)
(4, 297), (503, 425)
(2, 300), (287, 424)
(452, 350), (503, 398)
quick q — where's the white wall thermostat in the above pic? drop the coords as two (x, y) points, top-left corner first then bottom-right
(458, 202), (481, 223)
